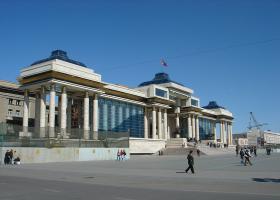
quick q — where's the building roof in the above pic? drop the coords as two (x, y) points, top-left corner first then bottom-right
(138, 72), (183, 87)
(31, 50), (87, 68)
(203, 101), (225, 109)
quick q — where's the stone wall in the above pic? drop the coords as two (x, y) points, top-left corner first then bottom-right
(0, 147), (129, 164)
(129, 138), (165, 154)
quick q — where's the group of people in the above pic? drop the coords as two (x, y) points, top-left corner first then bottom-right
(4, 149), (21, 165)
(239, 148), (254, 166)
(116, 149), (127, 161)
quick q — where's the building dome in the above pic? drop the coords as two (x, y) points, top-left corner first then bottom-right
(203, 101), (225, 109)
(138, 72), (183, 87)
(31, 50), (87, 67)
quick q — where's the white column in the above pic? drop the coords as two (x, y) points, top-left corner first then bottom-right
(157, 108), (162, 139)
(67, 98), (72, 131)
(144, 107), (148, 139)
(220, 121), (224, 143)
(188, 115), (192, 139)
(23, 89), (29, 133)
(84, 91), (89, 139)
(40, 87), (46, 128)
(195, 116), (199, 141)
(213, 122), (217, 142)
(93, 94), (99, 140)
(227, 123), (230, 145)
(176, 114), (180, 138)
(58, 96), (61, 128)
(40, 86), (46, 138)
(152, 107), (156, 139)
(230, 123), (233, 145)
(176, 114), (180, 129)
(60, 87), (67, 137)
(163, 109), (168, 140)
(35, 93), (40, 133)
(49, 84), (56, 137)
(192, 115), (195, 139)
(225, 122), (228, 144)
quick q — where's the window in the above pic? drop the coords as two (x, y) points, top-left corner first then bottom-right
(8, 99), (13, 105)
(155, 88), (167, 98)
(191, 99), (198, 107)
(16, 110), (20, 116)
(8, 109), (13, 115)
(16, 100), (21, 106)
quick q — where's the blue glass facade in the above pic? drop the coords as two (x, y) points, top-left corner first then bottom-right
(199, 118), (215, 140)
(179, 118), (189, 138)
(98, 97), (144, 138)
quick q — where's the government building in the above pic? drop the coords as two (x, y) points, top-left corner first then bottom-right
(1, 50), (234, 162)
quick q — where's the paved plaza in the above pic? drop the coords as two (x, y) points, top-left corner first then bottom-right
(0, 152), (280, 200)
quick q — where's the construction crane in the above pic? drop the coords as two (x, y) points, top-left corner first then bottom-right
(248, 112), (268, 131)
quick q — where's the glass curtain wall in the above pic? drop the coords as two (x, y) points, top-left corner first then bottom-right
(98, 98), (144, 138)
(199, 118), (215, 140)
(179, 117), (188, 138)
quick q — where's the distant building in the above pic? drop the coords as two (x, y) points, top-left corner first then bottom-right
(0, 80), (35, 126)
(233, 130), (280, 146)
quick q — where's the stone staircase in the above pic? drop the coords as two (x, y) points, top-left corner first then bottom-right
(166, 138), (187, 148)
(161, 138), (201, 156)
(196, 145), (235, 156)
(160, 139), (235, 156)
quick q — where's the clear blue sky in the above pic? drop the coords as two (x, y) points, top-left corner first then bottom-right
(0, 0), (279, 133)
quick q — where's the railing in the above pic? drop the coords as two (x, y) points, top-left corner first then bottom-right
(0, 122), (129, 148)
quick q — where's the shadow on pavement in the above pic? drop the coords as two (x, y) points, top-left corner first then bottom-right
(252, 178), (280, 183)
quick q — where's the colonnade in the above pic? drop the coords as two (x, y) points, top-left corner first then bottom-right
(183, 114), (200, 140)
(22, 85), (99, 139)
(219, 121), (233, 145)
(144, 107), (168, 140)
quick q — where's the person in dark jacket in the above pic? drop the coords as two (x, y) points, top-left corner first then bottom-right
(4, 150), (10, 165)
(196, 149), (200, 157)
(185, 150), (195, 174)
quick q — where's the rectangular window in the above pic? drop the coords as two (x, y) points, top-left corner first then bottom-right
(16, 110), (20, 116)
(8, 99), (13, 105)
(8, 109), (13, 115)
(191, 99), (198, 107)
(155, 88), (167, 98)
(16, 100), (20, 106)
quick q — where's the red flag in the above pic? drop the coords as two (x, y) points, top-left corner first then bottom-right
(160, 58), (168, 67)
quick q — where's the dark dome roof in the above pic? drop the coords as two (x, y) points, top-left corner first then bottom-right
(31, 50), (87, 67)
(203, 101), (225, 109)
(138, 72), (183, 87)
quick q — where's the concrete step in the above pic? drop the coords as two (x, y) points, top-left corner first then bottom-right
(198, 147), (235, 155)
(161, 147), (204, 156)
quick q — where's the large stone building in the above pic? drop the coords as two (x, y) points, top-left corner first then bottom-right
(15, 50), (233, 154)
(0, 80), (36, 126)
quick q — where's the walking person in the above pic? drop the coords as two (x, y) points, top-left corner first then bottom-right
(240, 148), (245, 164)
(235, 145), (239, 157)
(244, 149), (252, 166)
(253, 146), (257, 157)
(185, 150), (195, 174)
(196, 149), (200, 157)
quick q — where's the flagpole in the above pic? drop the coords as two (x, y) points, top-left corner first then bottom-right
(160, 58), (168, 73)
